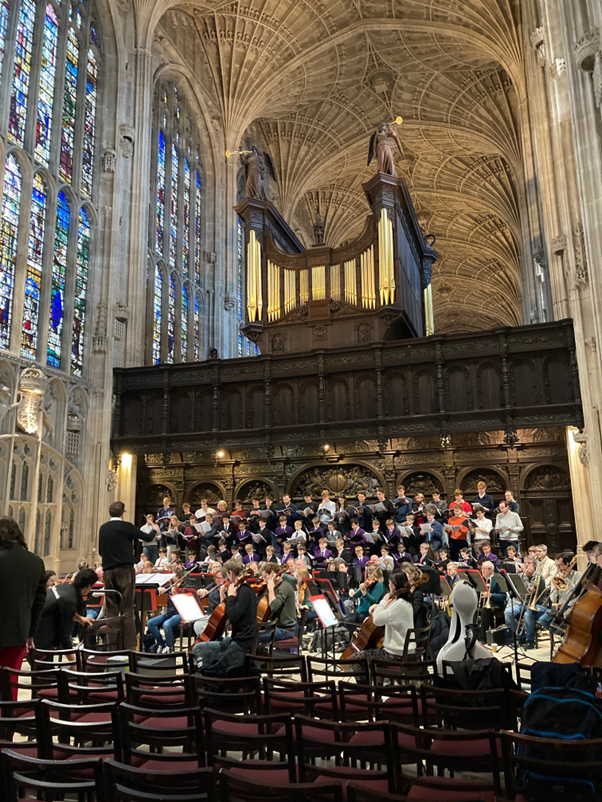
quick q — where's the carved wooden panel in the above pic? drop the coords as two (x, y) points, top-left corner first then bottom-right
(170, 389), (193, 433)
(299, 381), (319, 425)
(122, 394), (143, 437)
(246, 386), (264, 429)
(477, 363), (502, 410)
(222, 389), (243, 430)
(524, 464), (570, 491)
(384, 372), (409, 417)
(146, 392), (163, 436)
(398, 471), (444, 497)
(460, 468), (505, 495)
(188, 482), (223, 507)
(291, 464), (383, 502)
(273, 384), (295, 427)
(195, 388), (213, 433)
(236, 480), (275, 504)
(510, 359), (538, 407)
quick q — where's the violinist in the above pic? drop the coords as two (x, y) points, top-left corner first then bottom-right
(297, 567), (318, 625)
(360, 570), (415, 661)
(193, 565), (226, 636)
(192, 560), (258, 674)
(146, 567), (192, 654)
(344, 565), (385, 624)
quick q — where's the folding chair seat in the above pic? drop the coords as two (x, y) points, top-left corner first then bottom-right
(79, 647), (131, 672)
(272, 609), (308, 654)
(104, 758), (216, 802)
(57, 668), (125, 706)
(246, 652), (308, 682)
(37, 699), (121, 765)
(125, 671), (193, 708)
(295, 714), (394, 793)
(396, 773), (492, 802)
(0, 749), (102, 802)
(263, 678), (338, 720)
(119, 702), (205, 771)
(218, 768), (343, 801)
(192, 674), (263, 714)
(372, 660), (437, 686)
(390, 723), (501, 799)
(204, 708), (294, 780)
(129, 650), (190, 675)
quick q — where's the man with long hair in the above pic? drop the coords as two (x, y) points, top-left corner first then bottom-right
(0, 518), (46, 697)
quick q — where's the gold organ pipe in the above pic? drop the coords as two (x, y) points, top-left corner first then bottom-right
(361, 246), (376, 309)
(424, 284), (434, 336)
(284, 269), (296, 314)
(246, 230), (262, 322)
(312, 265), (326, 300)
(378, 209), (395, 306)
(344, 259), (357, 305)
(267, 261), (281, 321)
(330, 264), (341, 301)
(300, 270), (309, 304)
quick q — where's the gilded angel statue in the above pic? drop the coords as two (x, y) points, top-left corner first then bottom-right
(367, 121), (404, 176)
(242, 146), (277, 200)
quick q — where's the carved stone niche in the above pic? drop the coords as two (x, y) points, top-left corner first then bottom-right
(397, 471), (443, 498)
(235, 480), (275, 505)
(460, 469), (505, 496)
(291, 464), (382, 502)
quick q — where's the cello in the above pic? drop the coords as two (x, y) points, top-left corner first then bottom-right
(553, 564), (602, 666)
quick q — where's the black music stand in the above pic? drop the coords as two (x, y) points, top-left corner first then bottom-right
(503, 572), (530, 664)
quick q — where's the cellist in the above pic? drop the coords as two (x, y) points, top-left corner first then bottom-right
(359, 570), (415, 662)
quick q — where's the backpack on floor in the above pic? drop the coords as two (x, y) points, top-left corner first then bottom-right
(517, 686), (602, 801)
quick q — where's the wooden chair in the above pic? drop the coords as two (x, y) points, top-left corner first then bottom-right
(217, 768), (342, 802)
(192, 673), (263, 714)
(104, 758), (216, 802)
(0, 749), (102, 802)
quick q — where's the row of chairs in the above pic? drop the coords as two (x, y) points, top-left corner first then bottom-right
(2, 692), (600, 801)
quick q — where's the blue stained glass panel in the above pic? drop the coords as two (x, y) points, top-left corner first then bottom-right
(8, 0), (36, 147)
(0, 155), (21, 350)
(237, 218), (243, 357)
(183, 158), (190, 278)
(195, 171), (202, 283)
(81, 49), (98, 197)
(153, 265), (162, 364)
(167, 274), (175, 363)
(60, 29), (79, 183)
(47, 192), (69, 368)
(35, 4), (59, 165)
(194, 294), (200, 361)
(156, 130), (165, 256)
(71, 207), (90, 375)
(22, 174), (47, 359)
(169, 145), (178, 267)
(181, 284), (188, 361)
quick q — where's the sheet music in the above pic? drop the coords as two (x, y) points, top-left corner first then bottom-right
(171, 593), (205, 623)
(140, 524), (154, 535)
(135, 573), (175, 586)
(310, 596), (339, 628)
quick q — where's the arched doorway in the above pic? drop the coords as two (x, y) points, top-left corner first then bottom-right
(521, 465), (575, 553)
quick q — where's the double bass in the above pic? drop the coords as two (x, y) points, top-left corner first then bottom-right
(553, 564), (602, 666)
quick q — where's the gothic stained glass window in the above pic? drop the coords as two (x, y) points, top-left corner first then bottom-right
(8, 0), (36, 147)
(60, 28), (79, 183)
(156, 130), (166, 256)
(181, 284), (188, 361)
(183, 158), (190, 278)
(72, 207), (90, 376)
(0, 155), (21, 350)
(194, 293), (200, 360)
(153, 265), (162, 364)
(169, 145), (179, 267)
(195, 171), (202, 284)
(0, 1), (9, 74)
(35, 4), (60, 166)
(167, 273), (176, 363)
(43, 508), (52, 556)
(22, 174), (47, 359)
(81, 49), (98, 198)
(47, 192), (69, 369)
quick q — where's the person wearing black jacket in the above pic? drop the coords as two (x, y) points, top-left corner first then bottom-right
(98, 500), (155, 649)
(35, 568), (98, 652)
(0, 518), (46, 696)
(192, 559), (257, 674)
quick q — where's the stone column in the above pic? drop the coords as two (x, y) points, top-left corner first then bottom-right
(116, 454), (138, 529)
(566, 427), (595, 570)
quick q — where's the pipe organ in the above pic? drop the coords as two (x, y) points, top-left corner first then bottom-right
(235, 173), (438, 354)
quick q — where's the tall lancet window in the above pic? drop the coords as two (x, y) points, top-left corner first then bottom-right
(0, 0), (102, 373)
(149, 79), (204, 364)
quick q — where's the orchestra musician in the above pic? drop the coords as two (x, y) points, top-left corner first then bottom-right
(505, 555), (540, 649)
(192, 560), (258, 674)
(477, 560), (506, 642)
(444, 561), (461, 589)
(534, 544), (558, 586)
(538, 554), (582, 633)
(259, 563), (298, 642)
(194, 564), (227, 635)
(353, 570), (415, 663)
(35, 568), (99, 655)
(344, 564), (385, 623)
(146, 567), (193, 653)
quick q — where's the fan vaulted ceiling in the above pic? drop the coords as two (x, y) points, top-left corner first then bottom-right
(155, 0), (525, 332)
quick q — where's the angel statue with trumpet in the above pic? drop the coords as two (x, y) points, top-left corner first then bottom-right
(367, 117), (404, 177)
(226, 145), (277, 200)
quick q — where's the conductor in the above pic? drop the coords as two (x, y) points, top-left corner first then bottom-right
(99, 501), (155, 649)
